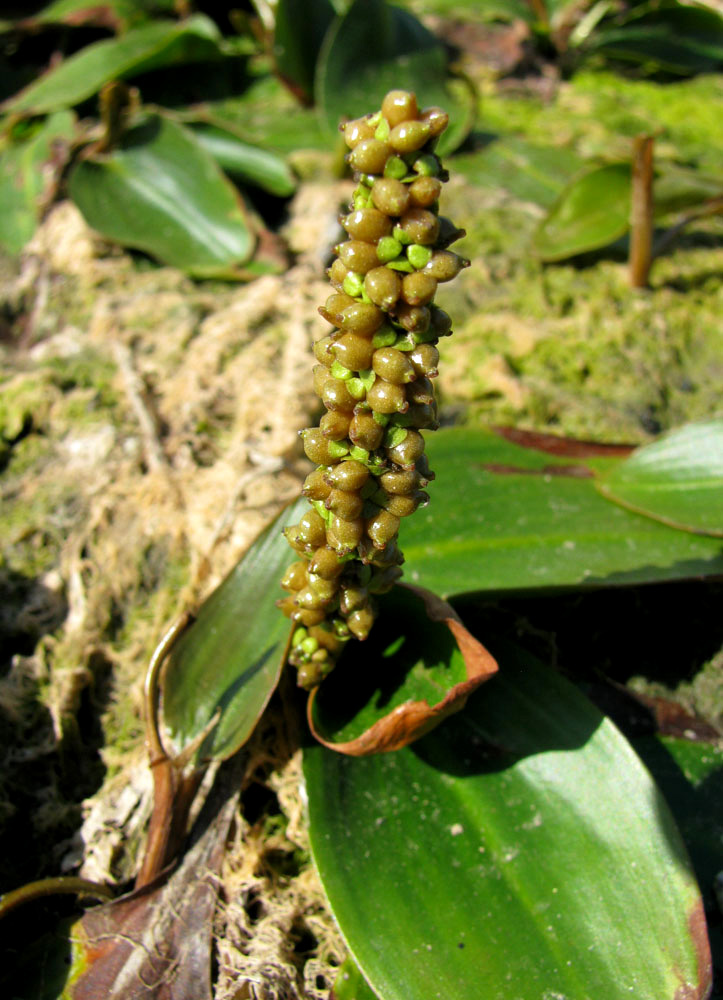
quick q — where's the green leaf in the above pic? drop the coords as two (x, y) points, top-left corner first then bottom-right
(315, 0), (473, 155)
(1, 15), (223, 115)
(332, 956), (380, 1000)
(304, 642), (712, 1000)
(533, 162), (631, 261)
(273, 0), (337, 104)
(597, 419), (723, 536)
(161, 496), (308, 765)
(188, 121), (297, 197)
(453, 136), (584, 208)
(308, 584), (498, 755)
(654, 163), (723, 216)
(589, 0), (723, 75)
(14, 0), (176, 30)
(0, 110), (76, 255)
(68, 113), (255, 277)
(398, 427), (723, 596)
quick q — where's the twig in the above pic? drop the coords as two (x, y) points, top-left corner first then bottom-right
(112, 339), (169, 473)
(629, 134), (655, 289)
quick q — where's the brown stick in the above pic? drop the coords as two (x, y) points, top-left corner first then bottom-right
(630, 134), (655, 288)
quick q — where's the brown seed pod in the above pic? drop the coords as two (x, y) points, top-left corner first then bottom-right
(408, 175), (442, 208)
(348, 139), (392, 175)
(349, 410), (385, 451)
(340, 302), (385, 336)
(401, 271), (437, 306)
(331, 332), (376, 372)
(309, 545), (344, 580)
(386, 429), (425, 469)
(320, 410), (353, 441)
(409, 343), (440, 378)
(367, 378), (408, 414)
(372, 346), (416, 384)
(325, 460), (370, 492)
(371, 177), (411, 217)
(342, 116), (376, 149)
(343, 208), (393, 243)
(397, 207), (440, 245)
(381, 89), (419, 127)
(281, 561), (308, 591)
(364, 266), (402, 310)
(389, 120), (430, 154)
(337, 241), (381, 274)
(424, 250), (469, 282)
(366, 509), (401, 549)
(325, 488), (364, 520)
(302, 469), (332, 501)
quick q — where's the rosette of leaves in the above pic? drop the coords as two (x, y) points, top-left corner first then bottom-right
(0, 10), (295, 275)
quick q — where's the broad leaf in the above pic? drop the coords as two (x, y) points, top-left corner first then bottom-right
(332, 956), (379, 1000)
(12, 0), (176, 30)
(453, 135), (584, 208)
(1, 15), (223, 115)
(533, 162), (631, 260)
(597, 419), (723, 536)
(308, 584), (498, 755)
(305, 642), (712, 1000)
(0, 111), (76, 255)
(589, 0), (723, 75)
(68, 114), (255, 277)
(315, 0), (473, 155)
(161, 497), (307, 765)
(398, 427), (723, 596)
(654, 163), (723, 216)
(188, 121), (296, 197)
(273, 0), (336, 104)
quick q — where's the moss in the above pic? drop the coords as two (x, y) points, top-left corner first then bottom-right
(436, 72), (723, 442)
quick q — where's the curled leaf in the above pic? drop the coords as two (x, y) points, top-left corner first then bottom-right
(307, 583), (498, 756)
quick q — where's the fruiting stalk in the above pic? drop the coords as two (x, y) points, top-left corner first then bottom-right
(279, 90), (468, 689)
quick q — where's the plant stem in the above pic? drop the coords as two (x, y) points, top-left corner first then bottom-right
(0, 877), (113, 919)
(629, 134), (654, 288)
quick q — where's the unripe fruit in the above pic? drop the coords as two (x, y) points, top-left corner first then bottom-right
(408, 175), (442, 208)
(371, 178), (410, 217)
(419, 106), (449, 137)
(424, 250), (469, 282)
(349, 139), (392, 175)
(372, 347), (416, 384)
(381, 89), (419, 127)
(320, 410), (352, 440)
(325, 460), (369, 492)
(397, 208), (439, 245)
(337, 240), (380, 274)
(364, 266), (402, 310)
(366, 509), (401, 549)
(389, 120), (430, 154)
(331, 332), (375, 372)
(367, 378), (408, 414)
(401, 271), (437, 306)
(302, 469), (332, 500)
(409, 343), (439, 377)
(343, 208), (393, 242)
(309, 546), (344, 580)
(349, 410), (384, 451)
(297, 509), (328, 548)
(347, 606), (375, 640)
(325, 488), (364, 520)
(281, 561), (308, 591)
(343, 116), (376, 148)
(340, 302), (384, 336)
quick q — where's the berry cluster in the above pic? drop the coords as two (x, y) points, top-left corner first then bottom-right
(278, 89), (468, 689)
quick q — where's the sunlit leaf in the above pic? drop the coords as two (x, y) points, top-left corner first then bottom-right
(161, 497), (306, 765)
(0, 110), (76, 255)
(654, 163), (723, 215)
(597, 419), (723, 536)
(332, 956), (379, 1000)
(188, 121), (297, 197)
(68, 113), (255, 277)
(11, 0), (176, 31)
(453, 135), (584, 208)
(308, 584), (498, 755)
(398, 427), (723, 596)
(305, 642), (712, 1000)
(589, 0), (723, 75)
(273, 0), (336, 104)
(315, 0), (473, 155)
(1, 15), (223, 115)
(533, 162), (631, 260)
